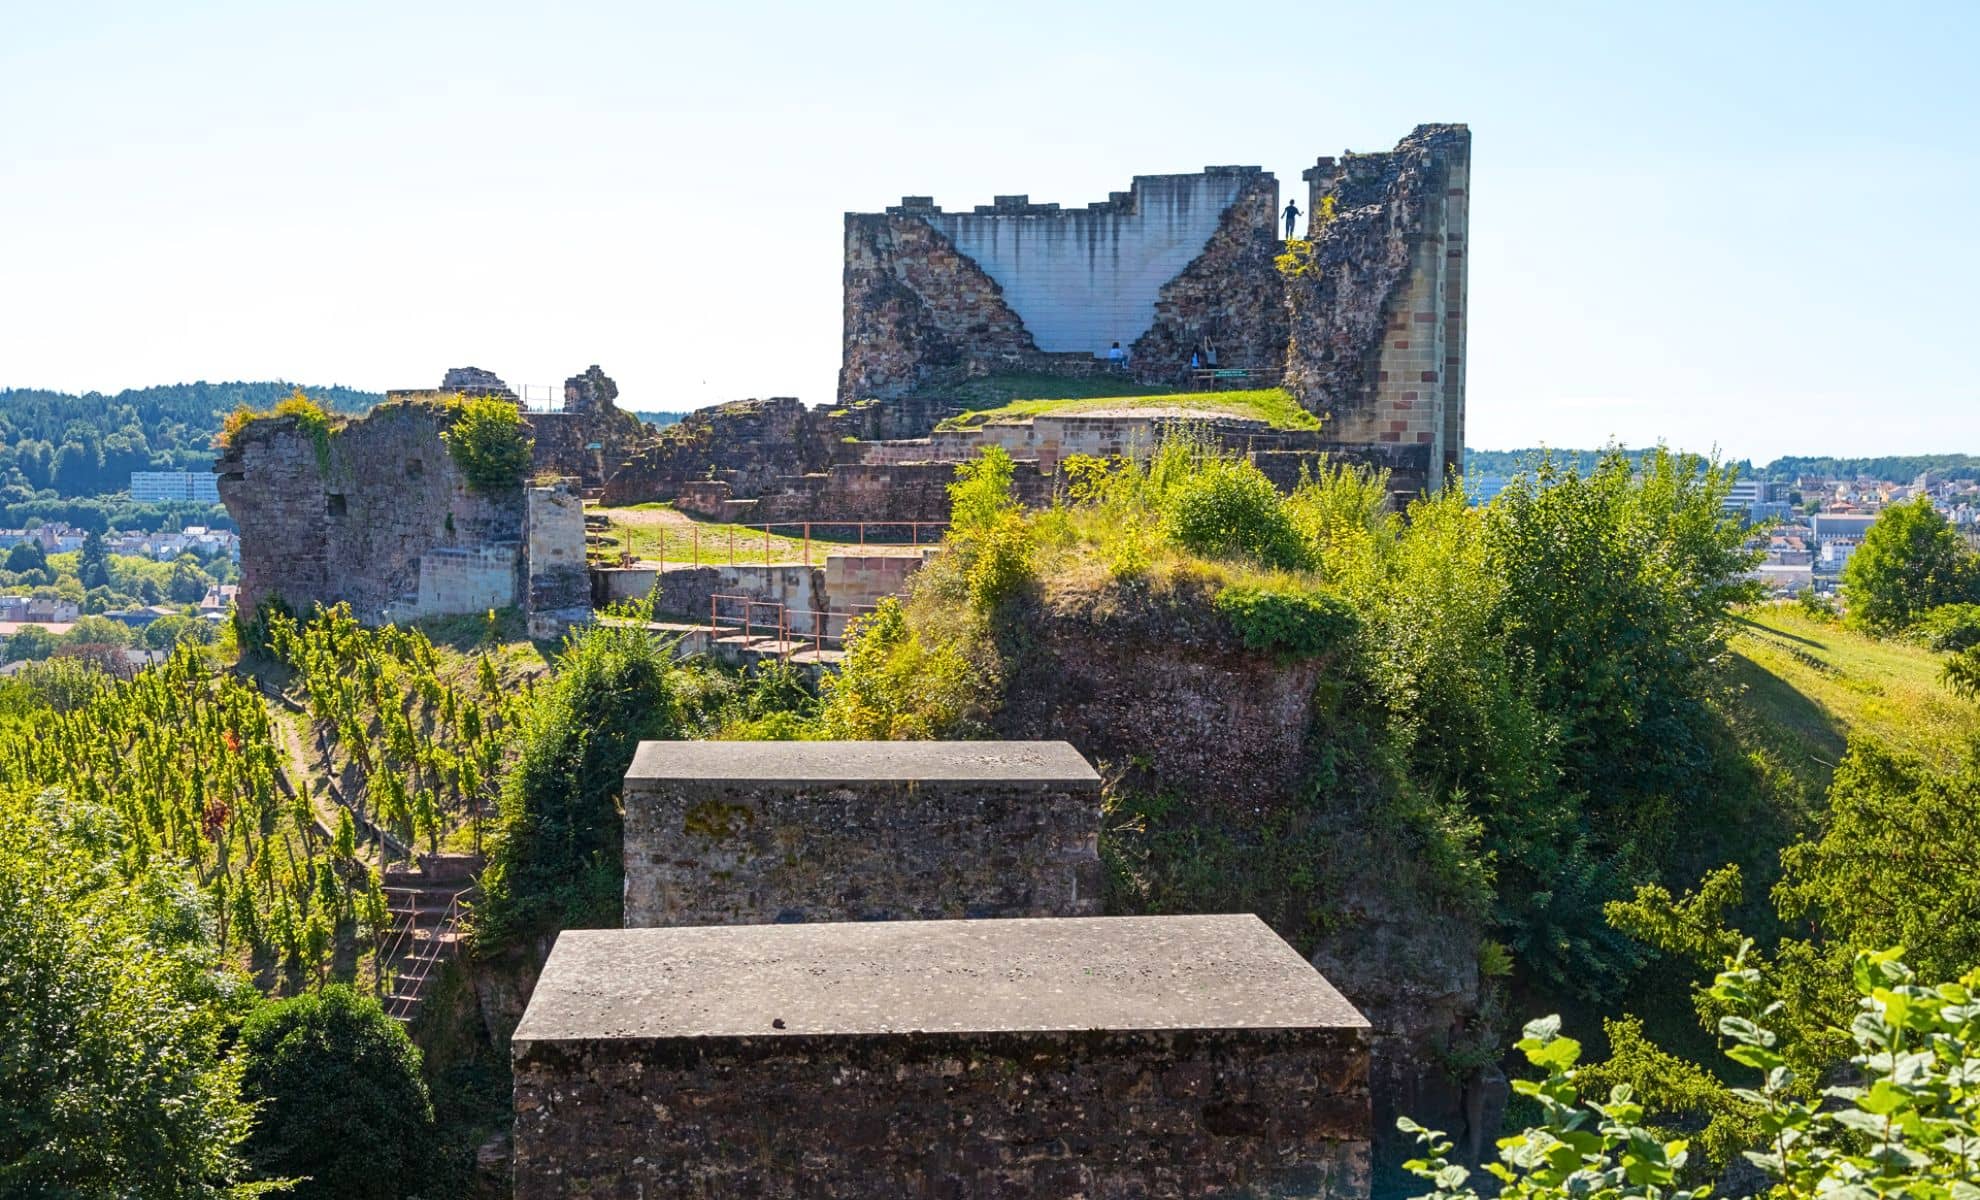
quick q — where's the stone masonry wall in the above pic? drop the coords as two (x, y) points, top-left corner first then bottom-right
(1289, 125), (1470, 483)
(514, 1024), (1369, 1199)
(218, 402), (525, 621)
(621, 741), (1103, 927)
(1132, 170), (1290, 378)
(838, 209), (1049, 402)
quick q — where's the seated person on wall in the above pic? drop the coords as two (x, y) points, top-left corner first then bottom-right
(1105, 341), (1127, 370)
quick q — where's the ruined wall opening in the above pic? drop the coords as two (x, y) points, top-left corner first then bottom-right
(325, 493), (347, 518)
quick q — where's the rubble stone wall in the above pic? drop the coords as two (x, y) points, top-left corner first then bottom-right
(218, 402), (588, 625)
(621, 749), (1103, 927)
(513, 1025), (1369, 1199)
(217, 402), (525, 621)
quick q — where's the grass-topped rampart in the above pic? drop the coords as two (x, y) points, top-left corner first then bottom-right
(937, 387), (1319, 432)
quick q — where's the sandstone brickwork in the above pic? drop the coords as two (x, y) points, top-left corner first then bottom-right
(511, 916), (1371, 1199)
(621, 740), (1103, 926)
(1288, 125), (1470, 485)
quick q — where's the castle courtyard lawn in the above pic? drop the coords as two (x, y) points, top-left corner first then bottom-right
(936, 388), (1321, 432)
(593, 503), (937, 566)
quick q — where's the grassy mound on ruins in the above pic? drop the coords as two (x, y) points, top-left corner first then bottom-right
(936, 386), (1320, 432)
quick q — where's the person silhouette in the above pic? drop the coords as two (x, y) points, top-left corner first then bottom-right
(1282, 199), (1302, 239)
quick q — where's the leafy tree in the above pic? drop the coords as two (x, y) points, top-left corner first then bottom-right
(5, 539), (46, 574)
(168, 555), (212, 605)
(0, 789), (261, 1198)
(441, 396), (533, 491)
(236, 986), (434, 1199)
(145, 613), (217, 651)
(5, 624), (60, 662)
(66, 614), (134, 648)
(1842, 495), (1980, 632)
(77, 529), (110, 589)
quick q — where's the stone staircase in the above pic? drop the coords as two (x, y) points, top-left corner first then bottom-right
(378, 853), (479, 1024)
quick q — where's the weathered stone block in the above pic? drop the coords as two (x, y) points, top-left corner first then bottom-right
(511, 915), (1372, 1198)
(622, 740), (1102, 927)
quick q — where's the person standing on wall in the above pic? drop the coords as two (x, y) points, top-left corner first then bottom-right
(1283, 198), (1301, 239)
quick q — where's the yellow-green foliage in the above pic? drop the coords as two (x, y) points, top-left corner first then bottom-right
(944, 446), (1035, 611)
(937, 387), (1320, 432)
(815, 598), (982, 739)
(218, 388), (335, 470)
(441, 395), (533, 491)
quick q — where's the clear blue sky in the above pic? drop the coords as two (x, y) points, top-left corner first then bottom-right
(3, 0), (1975, 462)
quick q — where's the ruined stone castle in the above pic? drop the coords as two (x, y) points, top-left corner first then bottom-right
(597, 123), (1470, 517)
(841, 124), (1470, 478)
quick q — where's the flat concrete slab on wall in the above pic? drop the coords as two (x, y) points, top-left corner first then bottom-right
(622, 740), (1102, 926)
(512, 915), (1371, 1198)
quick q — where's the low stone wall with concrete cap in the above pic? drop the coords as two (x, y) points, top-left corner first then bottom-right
(621, 739), (1103, 927)
(512, 914), (1371, 1198)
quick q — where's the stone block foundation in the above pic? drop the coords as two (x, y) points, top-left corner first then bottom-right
(511, 915), (1372, 1198)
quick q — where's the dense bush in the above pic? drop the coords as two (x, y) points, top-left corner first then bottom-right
(945, 446), (1034, 611)
(1912, 600), (1980, 652)
(442, 396), (533, 491)
(474, 619), (684, 944)
(1842, 495), (1980, 632)
(237, 985), (434, 1199)
(1162, 453), (1312, 571)
(1212, 584), (1355, 657)
(1401, 948), (1980, 1200)
(816, 598), (982, 739)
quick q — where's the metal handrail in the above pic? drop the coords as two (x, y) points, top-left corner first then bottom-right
(381, 884), (476, 1022)
(646, 519), (948, 568)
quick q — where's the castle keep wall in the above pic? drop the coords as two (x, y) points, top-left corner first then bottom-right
(511, 916), (1372, 1199)
(926, 170), (1259, 357)
(621, 740), (1103, 927)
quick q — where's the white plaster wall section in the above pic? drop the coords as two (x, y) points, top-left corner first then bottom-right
(927, 172), (1249, 355)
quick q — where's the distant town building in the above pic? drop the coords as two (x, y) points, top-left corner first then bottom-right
(130, 471), (221, 504)
(1811, 513), (1877, 544)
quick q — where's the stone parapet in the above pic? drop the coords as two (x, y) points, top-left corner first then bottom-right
(512, 915), (1371, 1199)
(621, 740), (1103, 927)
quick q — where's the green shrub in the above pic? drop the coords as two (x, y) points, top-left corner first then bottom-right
(237, 985), (434, 1199)
(1400, 947), (1980, 1200)
(1212, 584), (1354, 657)
(473, 620), (682, 945)
(815, 598), (983, 739)
(945, 446), (1035, 611)
(1913, 600), (1980, 652)
(1161, 455), (1311, 571)
(442, 396), (533, 491)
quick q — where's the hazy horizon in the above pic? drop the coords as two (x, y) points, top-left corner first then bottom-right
(4, 0), (1976, 461)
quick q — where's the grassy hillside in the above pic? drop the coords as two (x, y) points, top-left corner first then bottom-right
(938, 387), (1319, 432)
(1725, 604), (1973, 792)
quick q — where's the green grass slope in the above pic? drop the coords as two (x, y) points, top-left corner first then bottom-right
(1725, 604), (1973, 793)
